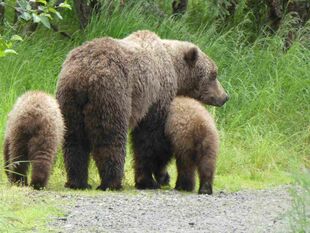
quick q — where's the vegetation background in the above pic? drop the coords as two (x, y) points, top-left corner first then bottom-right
(0, 0), (309, 232)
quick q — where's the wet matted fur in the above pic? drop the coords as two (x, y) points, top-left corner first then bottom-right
(165, 97), (219, 195)
(3, 91), (64, 190)
(56, 30), (228, 190)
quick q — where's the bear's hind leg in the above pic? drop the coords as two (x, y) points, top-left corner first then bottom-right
(175, 155), (196, 192)
(57, 89), (91, 190)
(84, 96), (129, 191)
(92, 141), (126, 191)
(63, 141), (91, 190)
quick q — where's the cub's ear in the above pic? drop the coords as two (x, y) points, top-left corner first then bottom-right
(184, 47), (198, 66)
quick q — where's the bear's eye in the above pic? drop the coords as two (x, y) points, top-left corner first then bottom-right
(197, 69), (205, 80)
(209, 70), (217, 80)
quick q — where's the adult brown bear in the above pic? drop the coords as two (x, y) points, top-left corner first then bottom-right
(56, 30), (228, 190)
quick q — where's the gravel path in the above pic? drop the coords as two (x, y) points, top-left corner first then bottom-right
(51, 187), (292, 233)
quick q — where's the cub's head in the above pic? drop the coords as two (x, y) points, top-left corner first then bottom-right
(183, 46), (229, 107)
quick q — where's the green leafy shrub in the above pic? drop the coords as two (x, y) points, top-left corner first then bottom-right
(0, 34), (22, 57)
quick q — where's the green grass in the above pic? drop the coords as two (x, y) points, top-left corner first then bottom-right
(288, 171), (310, 232)
(0, 186), (63, 232)
(0, 1), (309, 231)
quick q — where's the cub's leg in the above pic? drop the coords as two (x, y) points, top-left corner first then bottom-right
(31, 159), (52, 190)
(9, 138), (29, 186)
(175, 155), (196, 192)
(3, 137), (10, 178)
(28, 136), (57, 190)
(197, 149), (217, 195)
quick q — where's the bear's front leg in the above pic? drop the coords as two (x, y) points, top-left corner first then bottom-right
(132, 103), (172, 189)
(132, 129), (160, 189)
(153, 159), (170, 186)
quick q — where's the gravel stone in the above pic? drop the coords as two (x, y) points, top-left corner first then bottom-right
(51, 186), (292, 233)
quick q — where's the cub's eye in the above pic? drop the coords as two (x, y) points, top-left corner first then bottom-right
(209, 70), (217, 80)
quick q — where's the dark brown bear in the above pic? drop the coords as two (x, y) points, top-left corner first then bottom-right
(3, 91), (64, 190)
(56, 30), (228, 190)
(165, 97), (219, 195)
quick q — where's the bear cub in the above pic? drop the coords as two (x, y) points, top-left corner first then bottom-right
(3, 91), (64, 190)
(165, 96), (219, 194)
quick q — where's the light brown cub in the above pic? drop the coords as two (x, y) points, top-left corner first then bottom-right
(3, 91), (64, 190)
(165, 96), (219, 194)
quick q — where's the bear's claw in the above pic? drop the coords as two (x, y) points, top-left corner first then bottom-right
(65, 182), (92, 190)
(96, 183), (123, 191)
(135, 179), (160, 190)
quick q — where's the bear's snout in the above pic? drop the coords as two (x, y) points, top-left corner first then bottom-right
(209, 94), (229, 107)
(218, 94), (229, 106)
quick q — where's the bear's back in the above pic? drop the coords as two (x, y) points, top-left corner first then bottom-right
(62, 30), (164, 71)
(59, 30), (174, 89)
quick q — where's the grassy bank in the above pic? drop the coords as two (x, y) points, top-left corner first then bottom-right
(0, 1), (309, 230)
(0, 186), (63, 232)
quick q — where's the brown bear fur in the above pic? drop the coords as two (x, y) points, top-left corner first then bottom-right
(165, 96), (219, 194)
(56, 30), (228, 190)
(3, 91), (64, 190)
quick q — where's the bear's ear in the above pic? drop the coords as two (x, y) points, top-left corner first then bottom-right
(184, 47), (198, 66)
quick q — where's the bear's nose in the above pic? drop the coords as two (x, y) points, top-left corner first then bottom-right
(223, 94), (229, 103)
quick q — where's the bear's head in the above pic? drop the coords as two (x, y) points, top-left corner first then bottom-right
(183, 47), (229, 107)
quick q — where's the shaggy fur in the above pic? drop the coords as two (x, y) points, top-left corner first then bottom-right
(3, 91), (64, 190)
(165, 97), (219, 195)
(56, 30), (228, 190)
